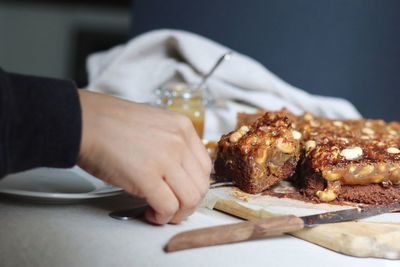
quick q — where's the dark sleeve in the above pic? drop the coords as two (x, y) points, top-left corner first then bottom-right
(0, 68), (82, 177)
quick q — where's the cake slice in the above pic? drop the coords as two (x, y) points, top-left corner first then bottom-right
(214, 110), (301, 193)
(295, 112), (400, 204)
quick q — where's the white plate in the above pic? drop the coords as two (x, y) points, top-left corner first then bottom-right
(0, 166), (123, 203)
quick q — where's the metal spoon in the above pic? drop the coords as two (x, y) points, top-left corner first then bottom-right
(109, 204), (148, 221)
(198, 51), (233, 89)
(109, 181), (234, 221)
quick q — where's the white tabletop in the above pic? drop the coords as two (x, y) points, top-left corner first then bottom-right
(0, 193), (398, 267)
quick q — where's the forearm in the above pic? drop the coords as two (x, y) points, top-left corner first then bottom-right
(0, 68), (82, 177)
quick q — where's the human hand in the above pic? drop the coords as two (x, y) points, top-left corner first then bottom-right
(77, 90), (212, 225)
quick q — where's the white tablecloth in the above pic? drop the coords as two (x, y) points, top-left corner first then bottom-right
(0, 193), (399, 267)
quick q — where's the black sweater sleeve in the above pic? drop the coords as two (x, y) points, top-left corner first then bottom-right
(0, 68), (82, 177)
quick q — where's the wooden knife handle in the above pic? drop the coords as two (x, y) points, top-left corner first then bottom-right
(165, 215), (304, 252)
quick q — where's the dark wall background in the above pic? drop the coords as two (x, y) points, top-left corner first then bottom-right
(131, 0), (400, 121)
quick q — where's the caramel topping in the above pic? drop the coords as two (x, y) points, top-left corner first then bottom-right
(320, 163), (400, 185)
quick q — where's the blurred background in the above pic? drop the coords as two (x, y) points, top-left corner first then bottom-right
(1, 0), (399, 120)
(0, 0), (131, 87)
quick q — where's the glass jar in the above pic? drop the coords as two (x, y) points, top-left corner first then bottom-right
(155, 82), (206, 138)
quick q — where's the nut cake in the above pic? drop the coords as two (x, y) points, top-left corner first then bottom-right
(214, 110), (301, 193)
(296, 112), (400, 204)
(219, 110), (400, 204)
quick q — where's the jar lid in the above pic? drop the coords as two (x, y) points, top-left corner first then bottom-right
(156, 82), (204, 100)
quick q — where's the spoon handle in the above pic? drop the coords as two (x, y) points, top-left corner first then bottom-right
(198, 51), (232, 88)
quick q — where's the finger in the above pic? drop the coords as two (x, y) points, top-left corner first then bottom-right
(189, 133), (212, 174)
(164, 166), (202, 224)
(182, 148), (209, 197)
(141, 174), (180, 225)
(177, 115), (212, 174)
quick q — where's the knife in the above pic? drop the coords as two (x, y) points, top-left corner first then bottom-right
(165, 203), (400, 252)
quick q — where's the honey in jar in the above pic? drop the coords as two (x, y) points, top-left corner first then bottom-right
(155, 82), (206, 138)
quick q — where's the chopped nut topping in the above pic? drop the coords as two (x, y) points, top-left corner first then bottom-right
(377, 142), (385, 147)
(229, 132), (243, 143)
(333, 121), (343, 127)
(239, 125), (250, 134)
(365, 121), (373, 127)
(316, 188), (337, 202)
(361, 127), (375, 135)
(303, 112), (313, 121)
(340, 147), (363, 160)
(316, 181), (341, 202)
(304, 140), (316, 152)
(229, 126), (251, 143)
(310, 120), (320, 127)
(387, 147), (400, 154)
(276, 138), (295, 153)
(291, 130), (302, 140)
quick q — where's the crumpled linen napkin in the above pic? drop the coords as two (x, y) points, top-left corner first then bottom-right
(87, 29), (361, 140)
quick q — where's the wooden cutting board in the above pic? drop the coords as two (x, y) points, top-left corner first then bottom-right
(206, 187), (400, 259)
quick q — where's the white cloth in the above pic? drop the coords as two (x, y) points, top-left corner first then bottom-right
(87, 29), (361, 140)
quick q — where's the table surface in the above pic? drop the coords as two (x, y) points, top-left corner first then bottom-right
(0, 192), (399, 267)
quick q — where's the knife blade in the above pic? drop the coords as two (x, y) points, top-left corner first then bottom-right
(165, 203), (400, 252)
(302, 202), (400, 226)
